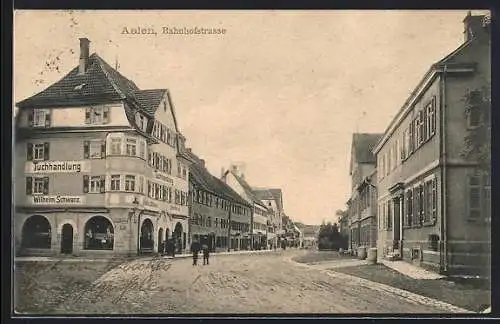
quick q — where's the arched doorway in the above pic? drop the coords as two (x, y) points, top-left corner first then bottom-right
(140, 219), (154, 253)
(60, 224), (74, 254)
(173, 223), (183, 253)
(84, 216), (114, 250)
(157, 228), (164, 253)
(21, 215), (52, 249)
(165, 228), (169, 242)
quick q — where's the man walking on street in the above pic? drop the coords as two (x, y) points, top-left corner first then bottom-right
(202, 240), (210, 265)
(191, 238), (201, 266)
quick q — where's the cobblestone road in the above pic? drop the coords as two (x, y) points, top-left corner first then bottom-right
(54, 250), (456, 314)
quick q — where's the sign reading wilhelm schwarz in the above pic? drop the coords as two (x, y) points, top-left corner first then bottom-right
(32, 195), (85, 205)
(25, 161), (89, 173)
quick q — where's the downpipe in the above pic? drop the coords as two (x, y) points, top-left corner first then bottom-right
(440, 65), (448, 274)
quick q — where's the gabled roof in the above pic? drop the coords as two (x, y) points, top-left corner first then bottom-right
(253, 187), (284, 211)
(350, 133), (383, 174)
(134, 89), (168, 116)
(16, 52), (174, 135)
(224, 170), (267, 209)
(182, 150), (250, 207)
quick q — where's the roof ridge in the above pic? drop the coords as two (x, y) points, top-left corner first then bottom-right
(92, 54), (127, 99)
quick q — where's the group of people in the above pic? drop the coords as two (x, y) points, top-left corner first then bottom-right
(159, 238), (177, 257)
(190, 238), (210, 266)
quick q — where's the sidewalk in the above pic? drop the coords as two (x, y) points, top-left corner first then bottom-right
(288, 256), (474, 313)
(15, 248), (278, 262)
(380, 260), (445, 280)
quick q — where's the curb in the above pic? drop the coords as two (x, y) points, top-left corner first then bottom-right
(286, 257), (475, 314)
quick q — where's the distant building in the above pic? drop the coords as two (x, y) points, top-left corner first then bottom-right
(221, 165), (268, 250)
(253, 188), (284, 249)
(15, 38), (190, 256)
(347, 133), (383, 252)
(373, 13), (491, 277)
(182, 149), (252, 252)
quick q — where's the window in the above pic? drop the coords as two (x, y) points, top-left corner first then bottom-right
(431, 178), (437, 223)
(427, 99), (436, 137)
(408, 122), (414, 153)
(30, 109), (51, 127)
(126, 138), (137, 156)
(27, 143), (49, 161)
(85, 175), (105, 193)
(177, 163), (182, 177)
(424, 180), (433, 223)
(387, 148), (392, 172)
(110, 175), (121, 191)
(85, 106), (110, 125)
(136, 113), (147, 132)
(387, 200), (392, 230)
(125, 175), (136, 192)
(138, 175), (144, 194)
(182, 167), (187, 180)
(26, 177), (49, 195)
(84, 140), (105, 159)
(467, 174), (482, 219)
(406, 189), (413, 227)
(139, 140), (146, 159)
(110, 138), (122, 155)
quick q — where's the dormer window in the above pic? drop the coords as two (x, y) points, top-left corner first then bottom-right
(85, 106), (109, 125)
(135, 112), (148, 132)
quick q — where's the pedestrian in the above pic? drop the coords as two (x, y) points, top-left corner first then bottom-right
(170, 239), (176, 258)
(202, 242), (210, 265)
(191, 239), (201, 266)
(159, 239), (165, 256)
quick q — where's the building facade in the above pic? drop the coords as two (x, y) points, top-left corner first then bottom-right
(253, 188), (284, 249)
(374, 14), (491, 277)
(347, 133), (382, 252)
(15, 38), (190, 256)
(183, 149), (252, 252)
(221, 165), (268, 250)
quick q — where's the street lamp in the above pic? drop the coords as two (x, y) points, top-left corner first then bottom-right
(131, 196), (144, 256)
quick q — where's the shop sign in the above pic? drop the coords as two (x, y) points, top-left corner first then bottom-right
(26, 161), (89, 174)
(144, 199), (159, 208)
(32, 195), (85, 205)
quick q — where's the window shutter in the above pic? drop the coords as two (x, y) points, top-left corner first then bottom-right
(103, 107), (110, 124)
(100, 175), (106, 193)
(28, 110), (34, 127)
(85, 107), (91, 124)
(83, 175), (89, 193)
(26, 177), (33, 195)
(83, 141), (90, 159)
(43, 142), (50, 160)
(45, 110), (52, 127)
(27, 143), (33, 161)
(101, 140), (106, 159)
(43, 177), (49, 194)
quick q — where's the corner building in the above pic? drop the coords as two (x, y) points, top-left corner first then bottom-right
(15, 38), (190, 257)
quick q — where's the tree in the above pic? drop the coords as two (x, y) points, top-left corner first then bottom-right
(318, 221), (342, 250)
(461, 85), (491, 172)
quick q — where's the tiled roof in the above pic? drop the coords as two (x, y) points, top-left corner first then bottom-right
(134, 89), (167, 116)
(230, 171), (267, 209)
(16, 53), (170, 134)
(253, 187), (283, 211)
(352, 133), (383, 164)
(183, 150), (250, 207)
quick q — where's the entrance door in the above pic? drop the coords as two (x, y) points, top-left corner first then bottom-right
(61, 224), (73, 254)
(393, 199), (401, 250)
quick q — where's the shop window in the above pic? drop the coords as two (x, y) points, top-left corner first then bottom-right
(84, 216), (114, 250)
(21, 215), (51, 249)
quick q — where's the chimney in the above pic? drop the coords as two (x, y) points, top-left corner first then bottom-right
(463, 13), (489, 43)
(79, 38), (90, 74)
(187, 148), (192, 153)
(200, 159), (205, 168)
(221, 167), (225, 178)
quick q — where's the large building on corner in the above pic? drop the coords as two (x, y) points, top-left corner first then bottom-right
(14, 38), (191, 257)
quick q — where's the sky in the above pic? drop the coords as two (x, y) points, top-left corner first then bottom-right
(14, 10), (485, 225)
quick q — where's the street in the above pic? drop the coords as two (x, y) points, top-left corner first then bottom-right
(52, 250), (455, 314)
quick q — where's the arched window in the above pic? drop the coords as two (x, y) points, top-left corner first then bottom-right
(84, 216), (114, 250)
(22, 215), (51, 249)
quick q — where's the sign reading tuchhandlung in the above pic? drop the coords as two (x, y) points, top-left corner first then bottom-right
(25, 161), (89, 174)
